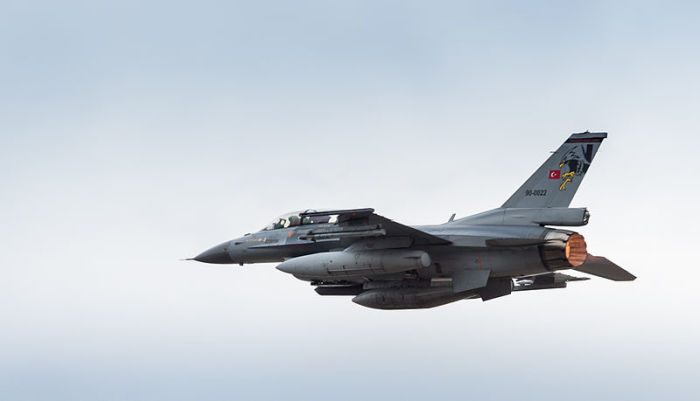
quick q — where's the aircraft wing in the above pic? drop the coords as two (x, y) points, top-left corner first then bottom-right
(300, 208), (451, 245)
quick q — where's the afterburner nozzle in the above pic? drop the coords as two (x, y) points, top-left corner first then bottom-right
(540, 232), (587, 270)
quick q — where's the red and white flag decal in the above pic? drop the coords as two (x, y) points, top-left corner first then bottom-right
(549, 170), (561, 179)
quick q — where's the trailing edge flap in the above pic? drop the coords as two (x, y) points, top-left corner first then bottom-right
(301, 209), (451, 245)
(574, 254), (636, 281)
(451, 269), (490, 294)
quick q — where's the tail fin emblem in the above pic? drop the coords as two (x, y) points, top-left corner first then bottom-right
(557, 145), (592, 191)
(559, 171), (575, 190)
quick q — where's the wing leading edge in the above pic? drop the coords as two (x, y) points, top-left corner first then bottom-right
(300, 209), (451, 245)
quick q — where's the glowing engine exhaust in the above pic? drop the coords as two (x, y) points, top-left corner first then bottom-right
(540, 232), (587, 270)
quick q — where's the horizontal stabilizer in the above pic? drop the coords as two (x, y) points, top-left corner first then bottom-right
(574, 254), (636, 281)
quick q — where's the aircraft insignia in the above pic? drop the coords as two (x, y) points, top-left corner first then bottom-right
(557, 144), (594, 191)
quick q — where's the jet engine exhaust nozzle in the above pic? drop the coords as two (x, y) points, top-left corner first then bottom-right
(540, 232), (587, 270)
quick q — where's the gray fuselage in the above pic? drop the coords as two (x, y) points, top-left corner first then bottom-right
(195, 220), (564, 282)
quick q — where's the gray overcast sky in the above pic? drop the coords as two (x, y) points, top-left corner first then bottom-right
(2, 1), (699, 400)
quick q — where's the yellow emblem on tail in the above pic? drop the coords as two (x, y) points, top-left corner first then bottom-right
(558, 160), (575, 191)
(559, 171), (575, 191)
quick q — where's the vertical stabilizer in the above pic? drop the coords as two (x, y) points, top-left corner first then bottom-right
(502, 132), (607, 208)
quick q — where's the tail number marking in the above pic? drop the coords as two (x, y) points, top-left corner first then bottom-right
(525, 189), (547, 196)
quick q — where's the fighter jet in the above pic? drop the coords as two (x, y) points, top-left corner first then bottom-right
(192, 131), (635, 309)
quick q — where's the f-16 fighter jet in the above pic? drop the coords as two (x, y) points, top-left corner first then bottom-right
(191, 132), (635, 309)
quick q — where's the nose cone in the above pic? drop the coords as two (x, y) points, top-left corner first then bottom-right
(194, 241), (233, 264)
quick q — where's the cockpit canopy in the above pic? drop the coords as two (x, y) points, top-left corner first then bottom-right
(262, 209), (337, 231)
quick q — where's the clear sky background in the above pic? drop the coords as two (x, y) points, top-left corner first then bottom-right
(2, 1), (699, 400)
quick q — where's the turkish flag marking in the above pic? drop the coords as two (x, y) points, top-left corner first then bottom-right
(549, 170), (561, 179)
